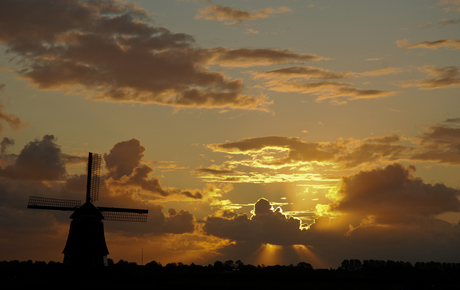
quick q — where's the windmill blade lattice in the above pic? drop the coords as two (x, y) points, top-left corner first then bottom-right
(28, 196), (81, 211)
(90, 153), (102, 203)
(99, 206), (148, 222)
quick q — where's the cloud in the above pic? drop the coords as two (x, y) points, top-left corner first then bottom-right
(438, 0), (460, 5)
(200, 136), (345, 184)
(330, 163), (460, 225)
(401, 65), (460, 90)
(254, 66), (403, 81)
(195, 166), (238, 176)
(202, 169), (460, 267)
(418, 18), (460, 28)
(252, 66), (396, 104)
(0, 135), (66, 180)
(150, 205), (196, 235)
(336, 137), (407, 168)
(210, 48), (325, 68)
(244, 29), (258, 35)
(417, 66), (460, 89)
(0, 104), (25, 133)
(204, 198), (304, 245)
(104, 139), (203, 200)
(315, 87), (396, 102)
(352, 67), (404, 77)
(253, 66), (348, 80)
(259, 79), (394, 104)
(0, 137), (14, 154)
(104, 139), (145, 180)
(202, 120), (460, 186)
(438, 0), (460, 12)
(444, 117), (460, 123)
(401, 66), (460, 90)
(396, 38), (460, 50)
(0, 134), (208, 264)
(363, 135), (401, 143)
(0, 0), (271, 111)
(409, 121), (460, 164)
(195, 5), (292, 24)
(438, 18), (460, 25)
(208, 136), (337, 164)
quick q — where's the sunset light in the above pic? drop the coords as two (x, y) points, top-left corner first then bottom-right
(0, 0), (459, 271)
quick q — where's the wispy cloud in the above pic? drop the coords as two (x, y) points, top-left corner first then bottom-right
(418, 18), (460, 28)
(401, 66), (460, 90)
(0, 103), (25, 133)
(252, 66), (398, 104)
(198, 120), (460, 184)
(195, 5), (292, 25)
(211, 49), (326, 67)
(397, 38), (460, 50)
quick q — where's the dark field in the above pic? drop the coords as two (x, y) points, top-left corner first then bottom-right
(2, 259), (459, 289)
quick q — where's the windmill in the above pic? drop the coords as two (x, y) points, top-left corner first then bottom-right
(27, 152), (149, 266)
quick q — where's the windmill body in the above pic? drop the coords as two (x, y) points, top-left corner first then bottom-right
(28, 152), (148, 267)
(63, 202), (109, 266)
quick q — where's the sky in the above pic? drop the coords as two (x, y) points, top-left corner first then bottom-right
(0, 0), (459, 269)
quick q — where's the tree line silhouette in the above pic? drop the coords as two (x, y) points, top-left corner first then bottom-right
(2, 259), (459, 289)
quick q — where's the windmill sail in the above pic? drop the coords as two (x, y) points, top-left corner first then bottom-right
(99, 207), (149, 222)
(28, 196), (81, 211)
(87, 152), (101, 203)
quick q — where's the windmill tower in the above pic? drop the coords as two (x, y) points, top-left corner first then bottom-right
(27, 152), (148, 266)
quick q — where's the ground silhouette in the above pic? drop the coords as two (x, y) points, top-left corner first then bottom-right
(1, 259), (459, 289)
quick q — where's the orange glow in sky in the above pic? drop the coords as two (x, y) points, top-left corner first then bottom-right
(0, 0), (459, 268)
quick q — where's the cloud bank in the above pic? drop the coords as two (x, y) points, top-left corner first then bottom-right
(0, 0), (275, 111)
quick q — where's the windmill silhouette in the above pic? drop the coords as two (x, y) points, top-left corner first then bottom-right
(27, 152), (149, 266)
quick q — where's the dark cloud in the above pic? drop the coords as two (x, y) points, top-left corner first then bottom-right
(161, 208), (196, 234)
(444, 117), (460, 123)
(104, 139), (145, 180)
(410, 122), (460, 164)
(203, 171), (460, 267)
(331, 163), (460, 224)
(0, 0), (271, 111)
(104, 139), (202, 200)
(0, 135), (66, 180)
(204, 198), (303, 245)
(105, 203), (196, 235)
(337, 142), (407, 168)
(0, 137), (14, 154)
